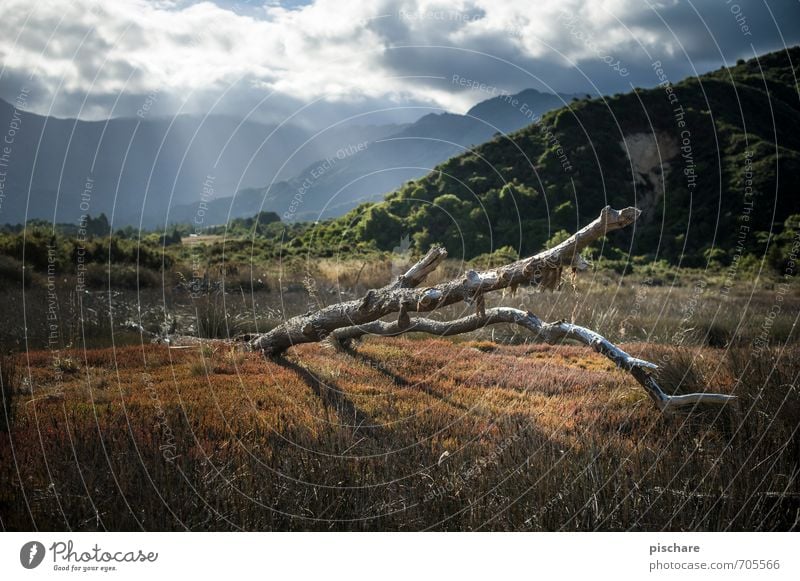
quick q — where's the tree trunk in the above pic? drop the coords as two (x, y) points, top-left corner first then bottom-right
(248, 206), (735, 412)
(250, 206), (638, 355)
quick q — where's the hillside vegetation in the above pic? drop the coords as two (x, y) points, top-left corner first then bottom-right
(283, 47), (800, 271)
(3, 49), (799, 282)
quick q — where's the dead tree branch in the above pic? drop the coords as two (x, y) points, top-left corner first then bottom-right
(250, 206), (639, 355)
(330, 307), (736, 412)
(248, 205), (735, 412)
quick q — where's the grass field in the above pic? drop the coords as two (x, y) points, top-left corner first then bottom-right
(1, 331), (798, 531)
(1, 260), (798, 531)
(180, 234), (227, 247)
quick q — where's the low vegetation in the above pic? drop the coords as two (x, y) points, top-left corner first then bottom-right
(1, 47), (798, 532)
(0, 337), (796, 531)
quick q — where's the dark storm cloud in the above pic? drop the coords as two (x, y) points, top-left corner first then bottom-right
(372, 1), (800, 101)
(0, 0), (798, 125)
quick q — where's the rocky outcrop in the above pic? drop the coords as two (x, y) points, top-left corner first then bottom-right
(620, 132), (678, 220)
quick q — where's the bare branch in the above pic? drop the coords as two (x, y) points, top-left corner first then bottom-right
(245, 204), (734, 412)
(249, 206), (640, 355)
(330, 307), (736, 413)
(392, 245), (448, 289)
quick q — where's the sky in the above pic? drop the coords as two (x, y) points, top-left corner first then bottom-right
(1, 0), (799, 127)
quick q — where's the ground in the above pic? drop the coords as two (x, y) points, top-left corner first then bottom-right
(1, 336), (797, 531)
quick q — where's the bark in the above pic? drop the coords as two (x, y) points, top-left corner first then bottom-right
(329, 307), (736, 412)
(247, 205), (735, 412)
(250, 206), (639, 355)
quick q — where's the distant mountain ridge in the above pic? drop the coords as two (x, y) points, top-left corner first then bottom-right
(0, 101), (403, 228)
(286, 46), (800, 269)
(465, 88), (581, 133)
(172, 88), (582, 224)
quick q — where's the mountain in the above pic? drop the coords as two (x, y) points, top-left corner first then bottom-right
(465, 88), (582, 134)
(171, 88), (581, 224)
(290, 47), (800, 269)
(0, 101), (403, 228)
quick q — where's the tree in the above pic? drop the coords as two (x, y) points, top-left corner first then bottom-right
(86, 213), (110, 237)
(248, 207), (736, 413)
(355, 206), (405, 250)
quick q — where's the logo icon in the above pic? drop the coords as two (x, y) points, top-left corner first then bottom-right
(20, 541), (45, 569)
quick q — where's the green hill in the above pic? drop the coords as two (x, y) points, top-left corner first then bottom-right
(288, 47), (800, 273)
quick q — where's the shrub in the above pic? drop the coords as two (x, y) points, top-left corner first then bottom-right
(0, 354), (17, 432)
(84, 263), (161, 289)
(0, 255), (42, 288)
(192, 292), (245, 339)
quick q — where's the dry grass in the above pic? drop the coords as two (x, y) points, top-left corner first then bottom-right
(1, 265), (797, 530)
(1, 337), (797, 531)
(3, 260), (798, 352)
(0, 354), (16, 433)
(181, 235), (226, 247)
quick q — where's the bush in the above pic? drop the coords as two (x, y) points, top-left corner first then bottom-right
(0, 354), (16, 433)
(84, 263), (161, 290)
(469, 246), (519, 269)
(0, 255), (42, 288)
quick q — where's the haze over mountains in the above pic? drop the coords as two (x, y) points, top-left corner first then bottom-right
(172, 88), (582, 224)
(0, 88), (578, 228)
(0, 100), (404, 228)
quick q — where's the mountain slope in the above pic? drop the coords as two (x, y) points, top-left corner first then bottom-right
(173, 88), (581, 224)
(298, 47), (800, 269)
(0, 102), (402, 228)
(465, 88), (581, 133)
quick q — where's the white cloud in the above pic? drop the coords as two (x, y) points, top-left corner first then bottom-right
(0, 0), (796, 122)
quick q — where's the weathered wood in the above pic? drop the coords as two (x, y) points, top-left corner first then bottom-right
(392, 245), (448, 289)
(249, 206), (640, 355)
(247, 204), (735, 412)
(330, 307), (736, 412)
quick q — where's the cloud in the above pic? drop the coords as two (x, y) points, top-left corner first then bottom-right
(0, 0), (798, 125)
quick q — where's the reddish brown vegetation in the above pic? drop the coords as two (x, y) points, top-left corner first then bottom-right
(0, 339), (797, 531)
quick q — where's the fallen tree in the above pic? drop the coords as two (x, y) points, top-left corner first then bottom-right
(249, 206), (736, 412)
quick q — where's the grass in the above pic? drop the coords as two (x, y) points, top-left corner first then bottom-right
(0, 336), (797, 531)
(193, 292), (239, 339)
(0, 263), (797, 531)
(4, 261), (798, 353)
(0, 353), (16, 434)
